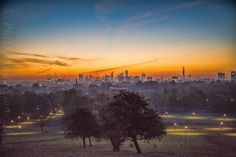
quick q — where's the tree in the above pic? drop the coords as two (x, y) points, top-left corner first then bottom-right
(64, 108), (98, 148)
(101, 91), (166, 154)
(62, 89), (91, 115)
(0, 94), (10, 145)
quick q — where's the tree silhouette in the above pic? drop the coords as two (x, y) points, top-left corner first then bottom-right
(64, 108), (98, 148)
(101, 91), (166, 154)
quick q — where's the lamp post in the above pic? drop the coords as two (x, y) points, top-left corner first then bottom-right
(18, 125), (21, 135)
(220, 121), (224, 129)
(174, 122), (177, 131)
(184, 126), (188, 135)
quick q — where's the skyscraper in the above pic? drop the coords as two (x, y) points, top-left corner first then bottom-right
(182, 67), (185, 79)
(111, 71), (114, 81)
(231, 71), (236, 81)
(125, 70), (128, 78)
(141, 73), (146, 82)
(218, 72), (225, 81)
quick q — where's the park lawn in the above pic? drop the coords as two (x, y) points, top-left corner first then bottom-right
(1, 113), (236, 157)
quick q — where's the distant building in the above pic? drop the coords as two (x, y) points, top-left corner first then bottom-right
(125, 70), (128, 78)
(231, 71), (236, 81)
(133, 76), (140, 83)
(79, 74), (83, 81)
(111, 71), (114, 81)
(171, 76), (178, 82)
(85, 75), (94, 82)
(147, 77), (152, 81)
(182, 67), (185, 79)
(117, 72), (124, 83)
(104, 75), (110, 81)
(141, 73), (146, 82)
(218, 73), (225, 81)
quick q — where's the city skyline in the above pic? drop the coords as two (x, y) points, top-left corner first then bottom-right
(1, 0), (236, 79)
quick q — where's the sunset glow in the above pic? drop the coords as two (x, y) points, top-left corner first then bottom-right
(1, 0), (235, 79)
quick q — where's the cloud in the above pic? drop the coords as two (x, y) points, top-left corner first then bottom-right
(95, 0), (204, 33)
(164, 1), (204, 11)
(7, 51), (47, 58)
(58, 56), (103, 62)
(83, 59), (158, 74)
(8, 58), (69, 66)
(0, 63), (29, 69)
(37, 67), (51, 74)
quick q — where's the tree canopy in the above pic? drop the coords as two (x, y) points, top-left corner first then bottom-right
(101, 91), (165, 154)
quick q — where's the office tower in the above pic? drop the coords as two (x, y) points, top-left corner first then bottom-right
(231, 71), (236, 81)
(218, 72), (225, 81)
(182, 67), (185, 79)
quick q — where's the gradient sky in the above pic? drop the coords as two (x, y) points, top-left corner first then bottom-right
(0, 0), (236, 79)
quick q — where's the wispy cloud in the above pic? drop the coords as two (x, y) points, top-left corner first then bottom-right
(83, 59), (158, 74)
(95, 0), (204, 32)
(37, 67), (51, 74)
(7, 51), (47, 58)
(8, 58), (69, 66)
(58, 56), (103, 62)
(1, 51), (103, 74)
(164, 0), (205, 12)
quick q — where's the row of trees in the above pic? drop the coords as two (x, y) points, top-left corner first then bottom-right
(148, 84), (236, 113)
(63, 91), (165, 154)
(0, 91), (62, 145)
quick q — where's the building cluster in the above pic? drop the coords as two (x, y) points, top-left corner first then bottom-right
(0, 68), (235, 95)
(76, 70), (152, 84)
(218, 71), (236, 81)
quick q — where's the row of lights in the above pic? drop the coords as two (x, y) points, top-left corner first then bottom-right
(170, 112), (227, 134)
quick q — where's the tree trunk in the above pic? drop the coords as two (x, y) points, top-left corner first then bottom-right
(89, 137), (92, 147)
(132, 137), (142, 154)
(82, 137), (86, 148)
(110, 138), (120, 152)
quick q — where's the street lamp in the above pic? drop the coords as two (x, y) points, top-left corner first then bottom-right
(174, 122), (177, 130)
(18, 125), (21, 135)
(220, 121), (224, 130)
(184, 125), (188, 134)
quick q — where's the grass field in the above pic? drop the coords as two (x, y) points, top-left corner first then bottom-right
(1, 113), (236, 157)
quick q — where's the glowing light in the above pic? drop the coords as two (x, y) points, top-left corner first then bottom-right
(18, 125), (21, 129)
(165, 111), (168, 115)
(6, 132), (41, 136)
(11, 120), (14, 123)
(223, 113), (226, 117)
(184, 126), (188, 129)
(192, 112), (195, 116)
(27, 117), (30, 120)
(204, 127), (233, 131)
(49, 112), (53, 115)
(174, 123), (177, 126)
(17, 116), (21, 119)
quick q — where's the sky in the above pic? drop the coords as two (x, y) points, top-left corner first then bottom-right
(0, 0), (236, 79)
